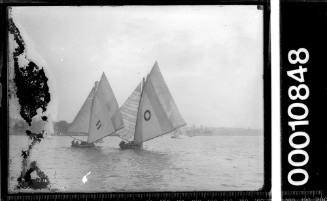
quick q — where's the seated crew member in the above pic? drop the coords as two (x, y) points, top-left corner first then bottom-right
(119, 141), (126, 147)
(26, 130), (44, 141)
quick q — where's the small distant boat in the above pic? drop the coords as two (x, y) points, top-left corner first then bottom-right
(171, 129), (182, 139)
(68, 73), (124, 148)
(117, 62), (186, 149)
(96, 138), (104, 143)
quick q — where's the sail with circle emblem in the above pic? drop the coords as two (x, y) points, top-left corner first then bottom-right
(133, 62), (186, 144)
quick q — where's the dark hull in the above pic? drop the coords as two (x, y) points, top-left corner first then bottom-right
(71, 141), (95, 148)
(119, 141), (142, 150)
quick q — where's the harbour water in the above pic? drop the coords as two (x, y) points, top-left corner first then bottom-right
(9, 134), (263, 192)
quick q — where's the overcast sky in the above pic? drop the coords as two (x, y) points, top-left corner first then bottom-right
(10, 6), (263, 129)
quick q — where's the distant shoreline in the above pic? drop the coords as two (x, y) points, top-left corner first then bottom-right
(183, 127), (262, 137)
(10, 128), (262, 137)
(9, 117), (262, 137)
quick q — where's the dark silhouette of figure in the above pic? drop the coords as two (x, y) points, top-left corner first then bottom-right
(25, 130), (44, 142)
(23, 161), (38, 184)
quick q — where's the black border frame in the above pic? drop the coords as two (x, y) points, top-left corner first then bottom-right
(0, 1), (271, 200)
(280, 0), (327, 198)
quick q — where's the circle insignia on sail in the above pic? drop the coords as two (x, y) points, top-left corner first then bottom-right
(144, 110), (151, 121)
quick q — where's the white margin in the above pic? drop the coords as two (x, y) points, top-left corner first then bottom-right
(271, 0), (281, 200)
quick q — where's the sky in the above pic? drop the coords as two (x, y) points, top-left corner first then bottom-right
(9, 6), (264, 129)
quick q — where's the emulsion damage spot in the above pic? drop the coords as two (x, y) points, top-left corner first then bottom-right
(9, 10), (51, 190)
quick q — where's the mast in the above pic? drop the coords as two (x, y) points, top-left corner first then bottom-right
(133, 77), (146, 144)
(87, 81), (98, 142)
(67, 85), (96, 135)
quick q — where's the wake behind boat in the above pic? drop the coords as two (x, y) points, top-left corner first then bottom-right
(117, 62), (186, 149)
(68, 73), (124, 148)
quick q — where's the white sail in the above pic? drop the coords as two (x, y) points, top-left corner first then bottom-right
(116, 82), (142, 141)
(67, 85), (96, 135)
(134, 62), (186, 144)
(87, 73), (124, 143)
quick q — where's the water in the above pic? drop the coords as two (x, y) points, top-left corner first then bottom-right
(9, 134), (263, 192)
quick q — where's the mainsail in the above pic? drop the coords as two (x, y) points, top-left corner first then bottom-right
(68, 73), (124, 143)
(67, 84), (97, 135)
(87, 73), (124, 143)
(118, 61), (186, 145)
(117, 82), (142, 141)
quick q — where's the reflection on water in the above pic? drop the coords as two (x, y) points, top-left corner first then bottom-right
(9, 135), (263, 192)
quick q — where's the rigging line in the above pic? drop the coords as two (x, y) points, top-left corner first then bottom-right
(134, 77), (147, 142)
(142, 123), (186, 143)
(87, 81), (98, 143)
(94, 126), (126, 143)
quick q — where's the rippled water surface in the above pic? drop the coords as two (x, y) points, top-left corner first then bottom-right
(9, 134), (263, 192)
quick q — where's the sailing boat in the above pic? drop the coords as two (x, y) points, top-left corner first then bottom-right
(171, 129), (182, 139)
(117, 62), (186, 149)
(68, 73), (124, 148)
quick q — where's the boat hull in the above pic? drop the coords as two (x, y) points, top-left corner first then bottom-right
(71, 141), (95, 148)
(119, 141), (142, 150)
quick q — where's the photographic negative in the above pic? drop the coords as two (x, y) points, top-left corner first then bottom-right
(1, 2), (271, 200)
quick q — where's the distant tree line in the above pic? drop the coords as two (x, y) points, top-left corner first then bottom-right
(53, 120), (70, 134)
(11, 118), (70, 135)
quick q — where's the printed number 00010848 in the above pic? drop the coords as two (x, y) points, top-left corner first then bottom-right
(286, 48), (310, 186)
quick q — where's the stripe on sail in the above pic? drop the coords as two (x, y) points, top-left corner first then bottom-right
(117, 83), (142, 141)
(134, 62), (186, 144)
(87, 73), (124, 143)
(67, 85), (96, 135)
